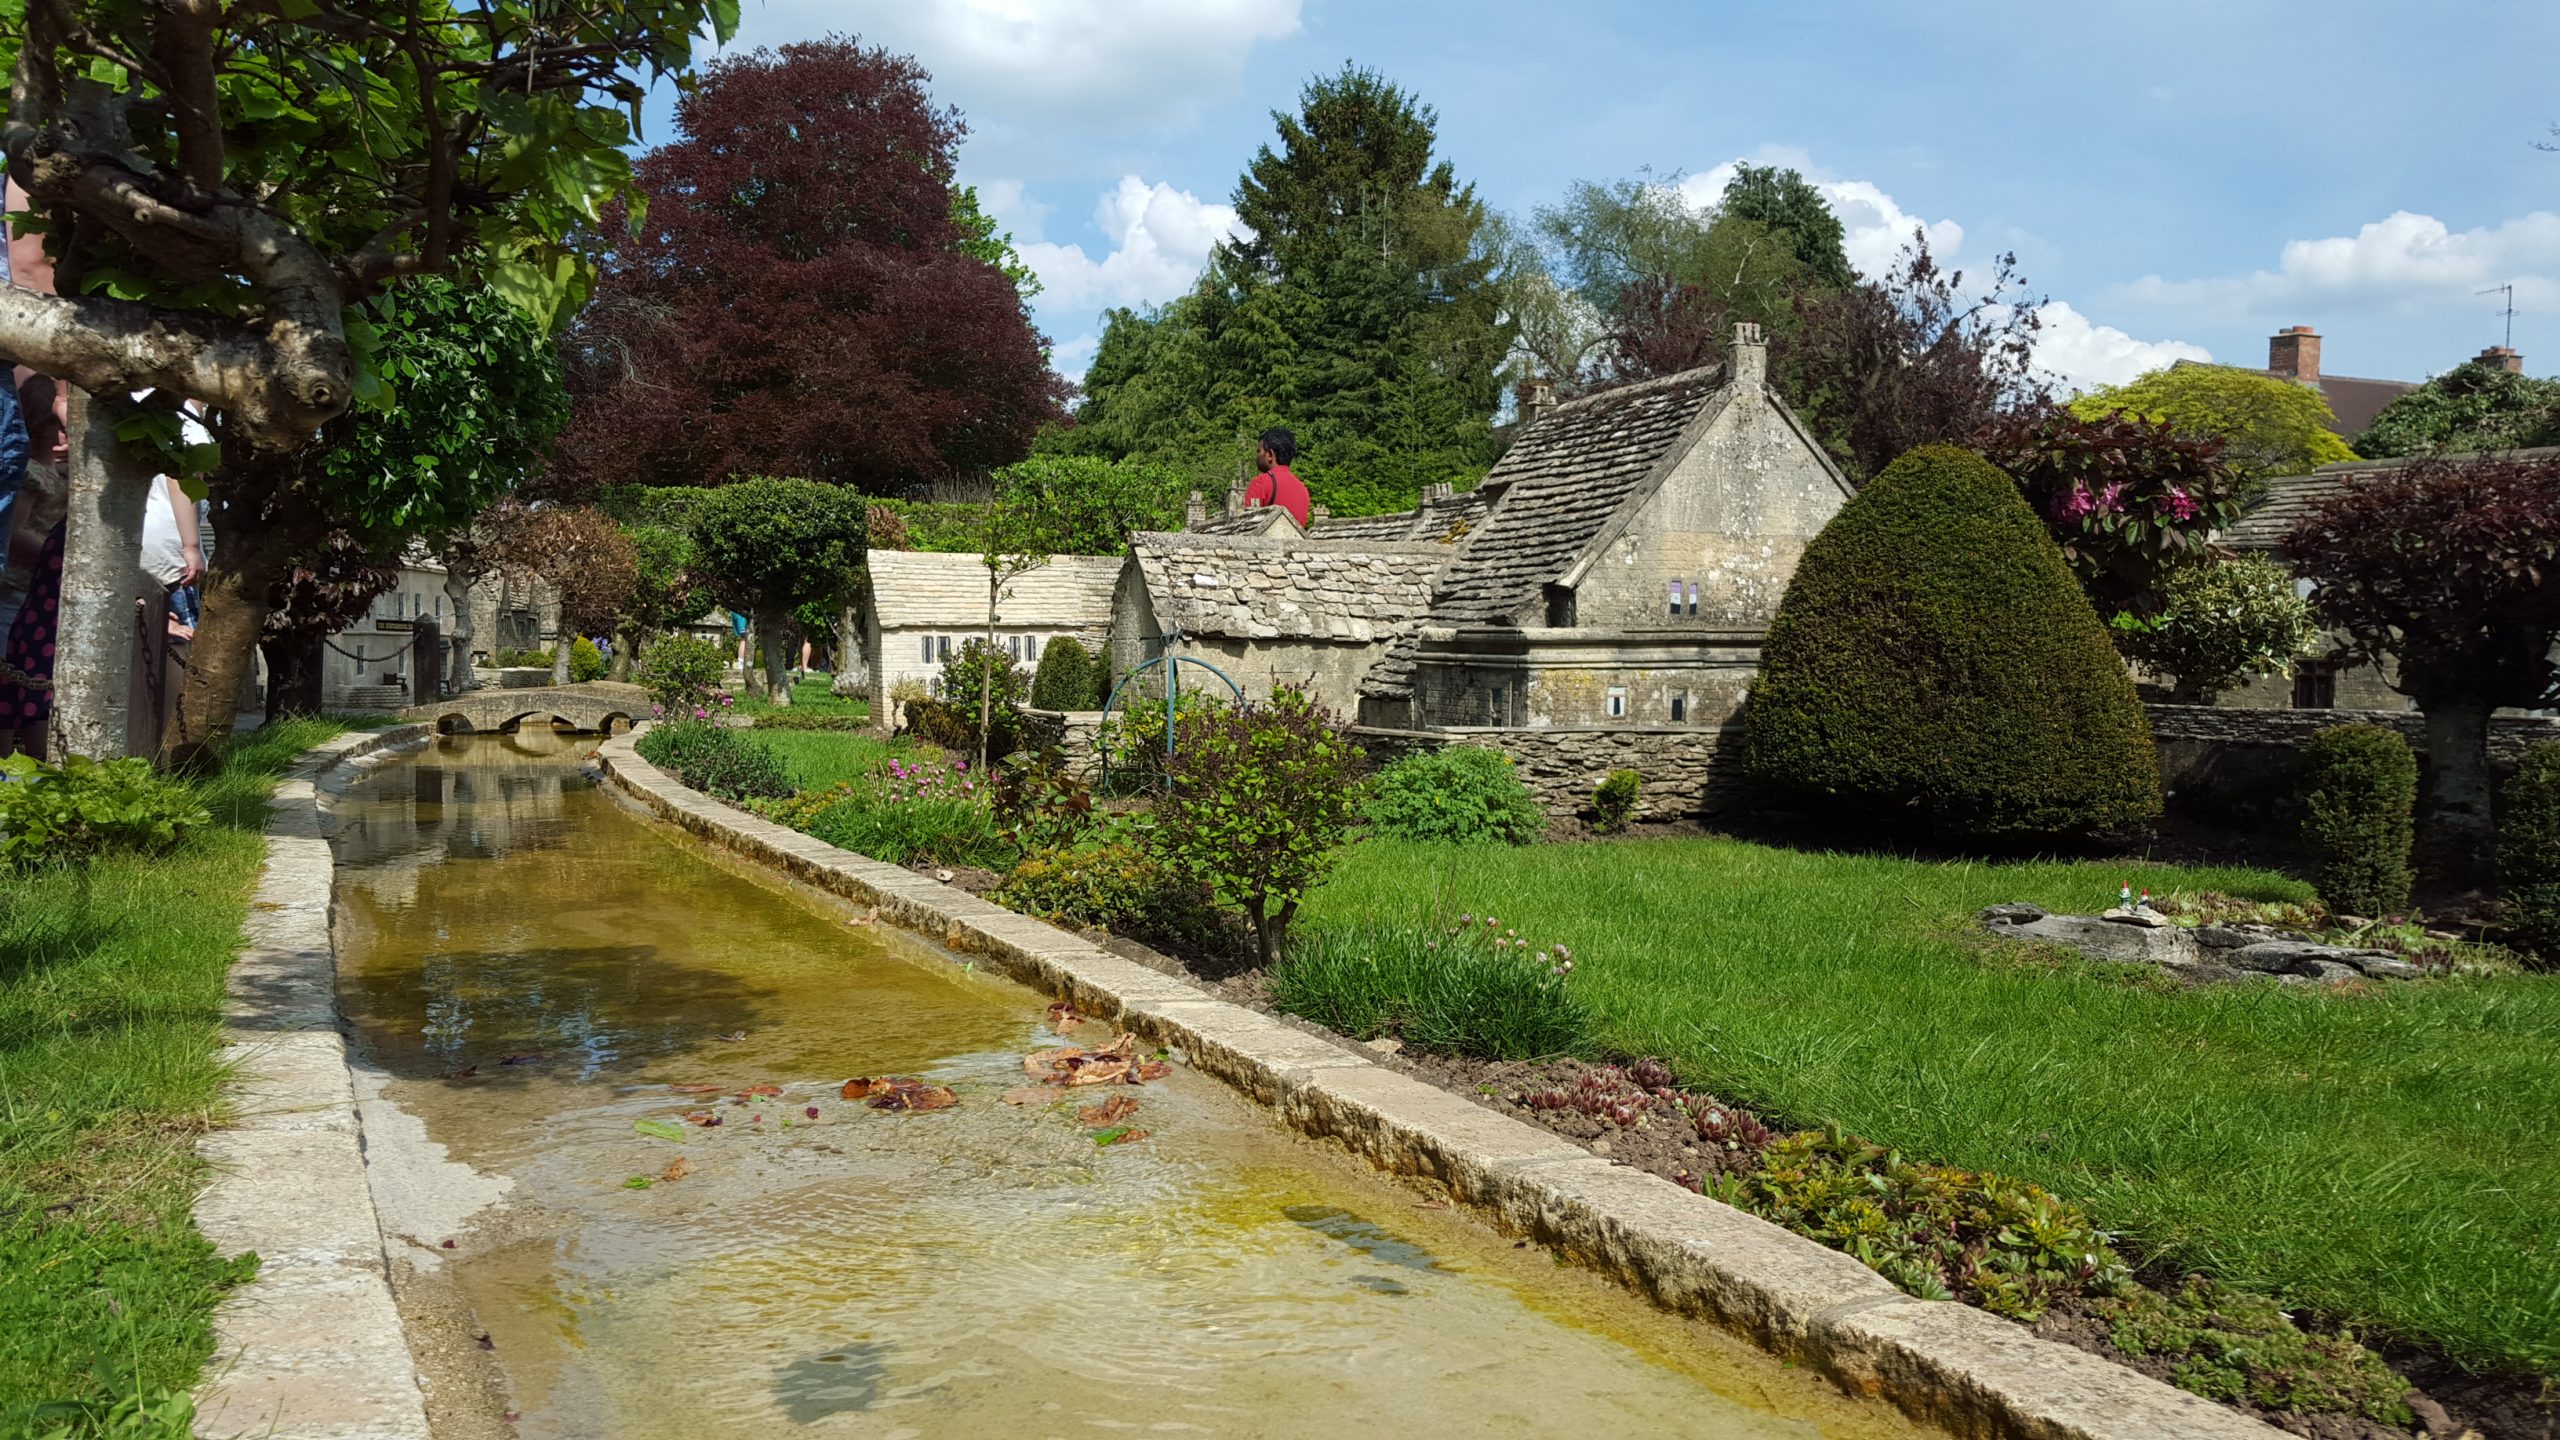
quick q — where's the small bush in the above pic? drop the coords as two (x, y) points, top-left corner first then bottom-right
(1274, 920), (1593, 1060)
(568, 635), (607, 682)
(1592, 768), (1641, 833)
(2299, 724), (2416, 917)
(0, 754), (211, 866)
(1155, 689), (1368, 964)
(1030, 636), (1102, 711)
(636, 633), (730, 717)
(2110, 555), (2319, 704)
(1366, 746), (1543, 845)
(635, 720), (792, 804)
(996, 836), (1223, 942)
(991, 748), (1096, 852)
(492, 647), (551, 668)
(1742, 444), (2161, 842)
(2499, 740), (2560, 958)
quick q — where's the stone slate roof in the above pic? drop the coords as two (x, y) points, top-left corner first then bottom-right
(1190, 506), (1297, 538)
(1129, 532), (1452, 643)
(1361, 364), (1728, 699)
(2226, 445), (2560, 550)
(1312, 489), (1495, 543)
(865, 550), (1124, 631)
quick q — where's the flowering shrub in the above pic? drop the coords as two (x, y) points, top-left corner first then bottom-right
(636, 633), (730, 717)
(1971, 404), (2242, 616)
(797, 754), (1010, 868)
(1273, 915), (1593, 1060)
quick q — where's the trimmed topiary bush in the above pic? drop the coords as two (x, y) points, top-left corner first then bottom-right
(1741, 444), (2161, 842)
(1592, 769), (1641, 833)
(1030, 636), (1101, 711)
(2498, 740), (2560, 958)
(569, 635), (607, 683)
(2298, 723), (2416, 918)
(1366, 746), (1543, 844)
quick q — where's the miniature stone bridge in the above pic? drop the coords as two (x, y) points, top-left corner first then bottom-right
(406, 681), (651, 735)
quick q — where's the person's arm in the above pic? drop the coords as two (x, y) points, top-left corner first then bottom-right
(164, 476), (203, 585)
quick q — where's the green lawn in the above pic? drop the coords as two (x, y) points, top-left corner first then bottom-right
(754, 729), (912, 792)
(0, 718), (353, 1434)
(1302, 837), (2560, 1380)
(734, 673), (867, 720)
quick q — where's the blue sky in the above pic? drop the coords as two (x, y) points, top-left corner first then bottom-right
(666, 0), (2560, 392)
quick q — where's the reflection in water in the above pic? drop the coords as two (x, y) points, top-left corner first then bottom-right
(331, 737), (1923, 1440)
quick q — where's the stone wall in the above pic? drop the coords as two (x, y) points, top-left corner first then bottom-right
(1351, 723), (1740, 824)
(2147, 702), (2560, 823)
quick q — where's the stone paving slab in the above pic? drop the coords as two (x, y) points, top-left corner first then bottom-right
(192, 724), (436, 1440)
(595, 732), (2285, 1440)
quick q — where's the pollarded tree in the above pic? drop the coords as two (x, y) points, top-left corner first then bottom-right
(489, 506), (639, 686)
(2281, 451), (2560, 881)
(1742, 445), (2161, 842)
(554, 37), (1065, 495)
(2355, 359), (2560, 458)
(612, 525), (712, 680)
(0, 0), (726, 758)
(667, 478), (868, 702)
(2071, 364), (2359, 480)
(170, 278), (569, 760)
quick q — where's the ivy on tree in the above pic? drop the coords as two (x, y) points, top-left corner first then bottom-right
(2355, 359), (2560, 458)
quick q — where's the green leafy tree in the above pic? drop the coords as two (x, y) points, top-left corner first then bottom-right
(1742, 445), (2161, 843)
(614, 526), (713, 679)
(951, 184), (1043, 307)
(1031, 638), (1102, 712)
(1530, 175), (1816, 382)
(172, 278), (569, 762)
(1060, 66), (1511, 515)
(2072, 365), (2359, 480)
(1718, 164), (1856, 288)
(0, 0), (724, 759)
(992, 456), (1188, 554)
(2356, 360), (2560, 458)
(1156, 689), (1369, 964)
(666, 479), (869, 703)
(2112, 556), (2321, 703)
(636, 634), (730, 719)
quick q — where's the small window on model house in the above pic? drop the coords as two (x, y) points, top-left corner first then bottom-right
(1670, 692), (1688, 723)
(1606, 687), (1627, 719)
(1686, 582), (1701, 617)
(1547, 586), (1576, 627)
(920, 635), (934, 662)
(2292, 662), (2338, 711)
(937, 635), (953, 663)
(1667, 579), (1685, 617)
(1489, 686), (1506, 724)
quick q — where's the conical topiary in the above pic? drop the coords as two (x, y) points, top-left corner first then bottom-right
(1741, 444), (2161, 842)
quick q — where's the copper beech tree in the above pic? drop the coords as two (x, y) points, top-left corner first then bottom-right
(0, 0), (729, 758)
(2283, 451), (2560, 883)
(554, 37), (1065, 497)
(489, 505), (638, 687)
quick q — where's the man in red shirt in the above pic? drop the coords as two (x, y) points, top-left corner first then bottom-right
(1243, 427), (1312, 529)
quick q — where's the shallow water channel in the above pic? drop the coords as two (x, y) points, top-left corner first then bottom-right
(329, 734), (1928, 1440)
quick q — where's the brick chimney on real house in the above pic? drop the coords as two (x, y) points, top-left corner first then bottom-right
(2268, 325), (2322, 383)
(2473, 345), (2525, 374)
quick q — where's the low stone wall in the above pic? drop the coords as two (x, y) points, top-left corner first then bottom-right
(1020, 707), (1107, 775)
(2146, 703), (2560, 821)
(194, 724), (438, 1440)
(1351, 723), (1740, 823)
(595, 729), (2280, 1440)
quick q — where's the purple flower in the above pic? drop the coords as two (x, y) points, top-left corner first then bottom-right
(2160, 486), (2199, 522)
(2050, 484), (2094, 522)
(2095, 481), (2127, 514)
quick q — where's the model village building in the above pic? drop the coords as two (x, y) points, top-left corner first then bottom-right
(858, 549), (1123, 722)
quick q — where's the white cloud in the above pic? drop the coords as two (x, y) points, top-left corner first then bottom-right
(2031, 302), (2212, 393)
(724, 0), (1301, 145)
(2115, 210), (2560, 316)
(973, 178), (1049, 243)
(1051, 333), (1101, 382)
(1019, 175), (1248, 317)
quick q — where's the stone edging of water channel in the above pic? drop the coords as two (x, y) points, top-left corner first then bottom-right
(192, 722), (438, 1440)
(595, 730), (2283, 1440)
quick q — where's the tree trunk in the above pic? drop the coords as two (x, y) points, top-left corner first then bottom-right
(741, 622), (769, 699)
(2420, 699), (2496, 890)
(551, 627), (572, 686)
(161, 521), (293, 770)
(261, 632), (325, 721)
(608, 624), (635, 682)
(832, 603), (867, 695)
(443, 565), (477, 692)
(48, 389), (153, 759)
(756, 607), (792, 705)
(980, 572), (998, 773)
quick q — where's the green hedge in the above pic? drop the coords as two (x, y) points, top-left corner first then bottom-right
(2299, 724), (2417, 917)
(1741, 444), (2161, 842)
(2500, 740), (2560, 956)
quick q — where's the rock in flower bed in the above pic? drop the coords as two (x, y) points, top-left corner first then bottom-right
(1979, 902), (2437, 984)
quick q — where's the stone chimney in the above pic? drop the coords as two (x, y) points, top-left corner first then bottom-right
(1731, 322), (1766, 389)
(2269, 325), (2322, 383)
(1224, 473), (1246, 517)
(2475, 345), (2524, 375)
(1513, 377), (1557, 431)
(1184, 489), (1208, 529)
(1309, 502), (1330, 528)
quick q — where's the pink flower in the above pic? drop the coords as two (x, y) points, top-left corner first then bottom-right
(2160, 486), (2199, 521)
(2094, 481), (2127, 514)
(693, 708), (708, 720)
(2050, 484), (2094, 522)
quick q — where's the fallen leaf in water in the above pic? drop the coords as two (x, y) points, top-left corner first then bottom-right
(737, 1084), (784, 1100)
(1002, 1086), (1063, 1106)
(622, 1176), (652, 1190)
(681, 1111), (723, 1127)
(1066, 1059), (1131, 1087)
(869, 1082), (957, 1112)
(717, 1031), (748, 1043)
(444, 1066), (479, 1080)
(1089, 1126), (1150, 1147)
(840, 1076), (886, 1100)
(667, 1083), (723, 1095)
(1024, 1046), (1082, 1077)
(660, 1157), (692, 1182)
(1078, 1094), (1139, 1127)
(499, 1053), (547, 1066)
(1136, 1060), (1173, 1081)
(1093, 1032), (1140, 1060)
(633, 1118), (685, 1143)
(1046, 1001), (1084, 1033)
